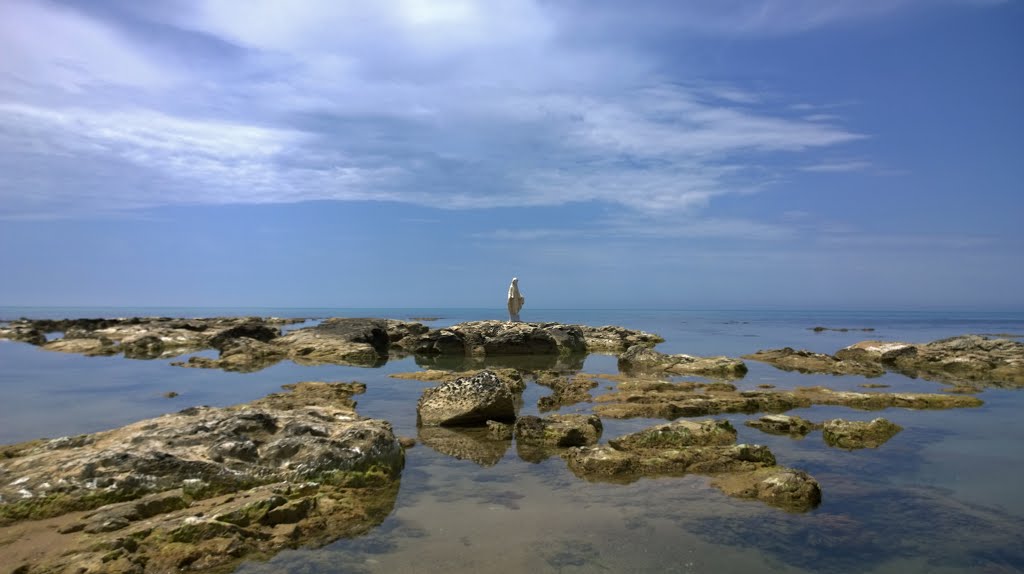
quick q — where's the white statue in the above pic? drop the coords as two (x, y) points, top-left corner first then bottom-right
(507, 277), (524, 322)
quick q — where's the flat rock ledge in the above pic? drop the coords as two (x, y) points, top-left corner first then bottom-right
(822, 418), (903, 449)
(564, 419), (821, 512)
(0, 382), (404, 573)
(618, 345), (748, 380)
(592, 378), (983, 419)
(745, 335), (1024, 387)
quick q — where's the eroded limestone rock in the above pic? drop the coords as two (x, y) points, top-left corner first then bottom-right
(0, 381), (404, 573)
(822, 418), (903, 449)
(745, 415), (819, 436)
(618, 345), (748, 379)
(747, 335), (1024, 387)
(593, 378), (982, 420)
(416, 370), (521, 426)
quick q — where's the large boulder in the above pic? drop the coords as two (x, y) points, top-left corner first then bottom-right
(417, 370), (521, 426)
(618, 345), (748, 379)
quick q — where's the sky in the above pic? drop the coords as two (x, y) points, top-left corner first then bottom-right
(0, 0), (1021, 310)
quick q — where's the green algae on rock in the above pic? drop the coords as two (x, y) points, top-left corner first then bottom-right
(563, 418), (821, 512)
(0, 381), (405, 573)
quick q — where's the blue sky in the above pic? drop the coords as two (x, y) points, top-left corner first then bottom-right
(0, 0), (1021, 309)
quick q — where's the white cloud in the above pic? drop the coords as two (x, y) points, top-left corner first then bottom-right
(5, 0), (981, 219)
(799, 160), (872, 173)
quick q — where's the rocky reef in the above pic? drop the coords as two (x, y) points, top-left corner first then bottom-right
(746, 335), (1024, 387)
(592, 376), (982, 419)
(565, 420), (821, 512)
(1, 317), (663, 374)
(0, 382), (405, 573)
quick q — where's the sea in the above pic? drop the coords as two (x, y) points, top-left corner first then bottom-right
(2, 307), (1023, 573)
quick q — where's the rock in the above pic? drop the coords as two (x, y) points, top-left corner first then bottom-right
(0, 382), (404, 573)
(0, 381), (402, 527)
(208, 322), (280, 350)
(822, 418), (903, 449)
(534, 371), (599, 411)
(417, 426), (510, 466)
(576, 325), (664, 353)
(608, 420), (736, 451)
(417, 370), (521, 427)
(276, 318), (393, 366)
(410, 321), (656, 358)
(174, 337), (289, 373)
(593, 377), (982, 419)
(163, 391), (179, 399)
(565, 444), (778, 480)
(561, 416), (821, 512)
(749, 336), (1024, 388)
(398, 437), (417, 449)
(121, 335), (166, 359)
(43, 337), (120, 356)
(710, 467), (822, 512)
(745, 414), (818, 436)
(514, 414), (602, 448)
(0, 326), (46, 346)
(618, 345), (748, 379)
(13, 317), (303, 364)
(742, 347), (885, 377)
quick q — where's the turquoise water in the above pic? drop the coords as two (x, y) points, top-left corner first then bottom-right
(2, 308), (1023, 573)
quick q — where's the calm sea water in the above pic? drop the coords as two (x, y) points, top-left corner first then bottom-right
(2, 308), (1023, 573)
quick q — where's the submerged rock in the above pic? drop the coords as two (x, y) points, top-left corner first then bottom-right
(745, 414), (818, 436)
(417, 370), (521, 426)
(618, 345), (748, 379)
(822, 418), (903, 449)
(0, 381), (404, 573)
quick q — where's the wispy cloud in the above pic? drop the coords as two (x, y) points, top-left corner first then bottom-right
(799, 160), (873, 173)
(0, 0), (993, 219)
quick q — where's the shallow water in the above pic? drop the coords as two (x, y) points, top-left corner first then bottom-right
(2, 308), (1023, 573)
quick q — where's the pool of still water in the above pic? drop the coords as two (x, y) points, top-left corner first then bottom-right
(1, 308), (1023, 573)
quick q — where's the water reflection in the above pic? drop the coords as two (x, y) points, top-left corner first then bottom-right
(416, 426), (512, 467)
